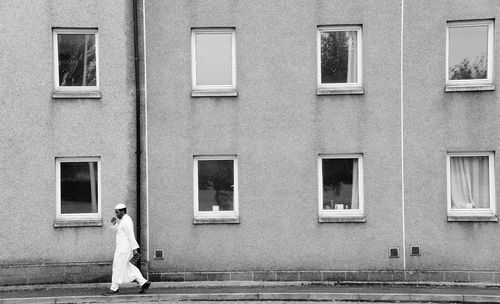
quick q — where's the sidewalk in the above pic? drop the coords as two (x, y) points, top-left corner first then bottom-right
(1, 281), (500, 303)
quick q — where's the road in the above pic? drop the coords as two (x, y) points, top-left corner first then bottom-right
(158, 302), (419, 304)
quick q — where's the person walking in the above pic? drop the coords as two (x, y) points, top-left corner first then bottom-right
(106, 203), (151, 295)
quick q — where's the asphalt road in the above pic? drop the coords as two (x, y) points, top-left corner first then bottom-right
(137, 302), (421, 304)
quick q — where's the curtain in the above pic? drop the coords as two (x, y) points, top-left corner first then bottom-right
(89, 162), (98, 213)
(82, 35), (89, 86)
(346, 32), (357, 83)
(350, 160), (359, 209)
(450, 156), (489, 209)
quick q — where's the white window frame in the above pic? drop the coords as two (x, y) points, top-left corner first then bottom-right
(318, 154), (364, 221)
(53, 28), (100, 93)
(445, 20), (494, 91)
(317, 25), (363, 94)
(446, 152), (496, 219)
(193, 155), (239, 222)
(191, 28), (237, 96)
(55, 157), (101, 222)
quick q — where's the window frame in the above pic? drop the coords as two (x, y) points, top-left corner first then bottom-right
(445, 20), (495, 91)
(191, 28), (237, 97)
(317, 154), (365, 222)
(55, 157), (102, 227)
(52, 28), (100, 98)
(446, 152), (496, 220)
(193, 155), (239, 224)
(317, 25), (363, 95)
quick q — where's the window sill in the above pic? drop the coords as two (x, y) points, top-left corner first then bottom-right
(318, 215), (366, 223)
(52, 91), (102, 99)
(447, 215), (498, 222)
(445, 84), (495, 92)
(317, 87), (364, 95)
(54, 219), (103, 228)
(193, 217), (240, 224)
(191, 89), (238, 98)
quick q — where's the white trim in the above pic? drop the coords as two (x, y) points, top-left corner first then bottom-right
(317, 154), (364, 218)
(445, 20), (494, 88)
(400, 0), (406, 272)
(142, 0), (150, 266)
(317, 25), (363, 90)
(193, 155), (239, 220)
(53, 28), (99, 92)
(55, 157), (101, 221)
(446, 152), (496, 218)
(191, 28), (236, 93)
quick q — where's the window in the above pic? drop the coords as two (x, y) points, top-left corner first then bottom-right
(317, 25), (363, 95)
(53, 28), (100, 98)
(318, 154), (365, 222)
(193, 156), (239, 224)
(446, 20), (494, 91)
(55, 157), (101, 227)
(191, 28), (237, 97)
(447, 152), (496, 221)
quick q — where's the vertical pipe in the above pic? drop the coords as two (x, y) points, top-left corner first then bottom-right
(132, 0), (142, 266)
(142, 0), (151, 270)
(400, 0), (407, 274)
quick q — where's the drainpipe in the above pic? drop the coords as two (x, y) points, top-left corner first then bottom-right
(132, 0), (142, 265)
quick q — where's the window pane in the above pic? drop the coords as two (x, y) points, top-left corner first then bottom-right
(321, 31), (358, 83)
(195, 33), (232, 86)
(448, 25), (488, 80)
(450, 156), (490, 209)
(58, 34), (97, 86)
(60, 162), (98, 214)
(322, 158), (359, 210)
(198, 160), (234, 211)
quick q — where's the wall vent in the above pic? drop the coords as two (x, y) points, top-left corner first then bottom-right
(154, 249), (164, 260)
(411, 245), (421, 256)
(389, 247), (400, 258)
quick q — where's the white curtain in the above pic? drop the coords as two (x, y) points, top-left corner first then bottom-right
(350, 160), (359, 209)
(82, 35), (89, 86)
(346, 32), (357, 83)
(89, 162), (97, 213)
(450, 156), (489, 209)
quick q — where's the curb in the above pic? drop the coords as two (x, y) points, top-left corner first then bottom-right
(3, 292), (500, 303)
(2, 280), (500, 292)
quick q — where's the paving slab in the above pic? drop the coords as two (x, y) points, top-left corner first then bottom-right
(463, 294), (500, 303)
(2, 281), (500, 303)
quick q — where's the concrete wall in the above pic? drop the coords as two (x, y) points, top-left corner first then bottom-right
(404, 0), (500, 271)
(0, 0), (137, 283)
(145, 0), (404, 273)
(3, 0), (499, 286)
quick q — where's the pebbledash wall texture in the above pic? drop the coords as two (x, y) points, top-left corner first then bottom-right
(0, 1), (138, 285)
(1, 0), (500, 286)
(144, 0), (404, 281)
(142, 0), (500, 284)
(403, 0), (500, 276)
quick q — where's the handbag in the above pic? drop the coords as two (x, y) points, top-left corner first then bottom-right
(130, 252), (141, 264)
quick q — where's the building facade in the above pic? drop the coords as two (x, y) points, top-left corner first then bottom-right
(0, 1), (139, 284)
(143, 0), (500, 283)
(403, 0), (500, 278)
(1, 0), (500, 286)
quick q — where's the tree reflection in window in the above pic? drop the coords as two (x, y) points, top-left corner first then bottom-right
(321, 31), (358, 84)
(58, 34), (96, 86)
(198, 160), (234, 211)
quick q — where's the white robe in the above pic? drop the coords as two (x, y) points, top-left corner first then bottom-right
(110, 214), (146, 291)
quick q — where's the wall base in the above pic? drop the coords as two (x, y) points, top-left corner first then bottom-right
(0, 262), (112, 286)
(149, 270), (500, 284)
(3, 265), (500, 286)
